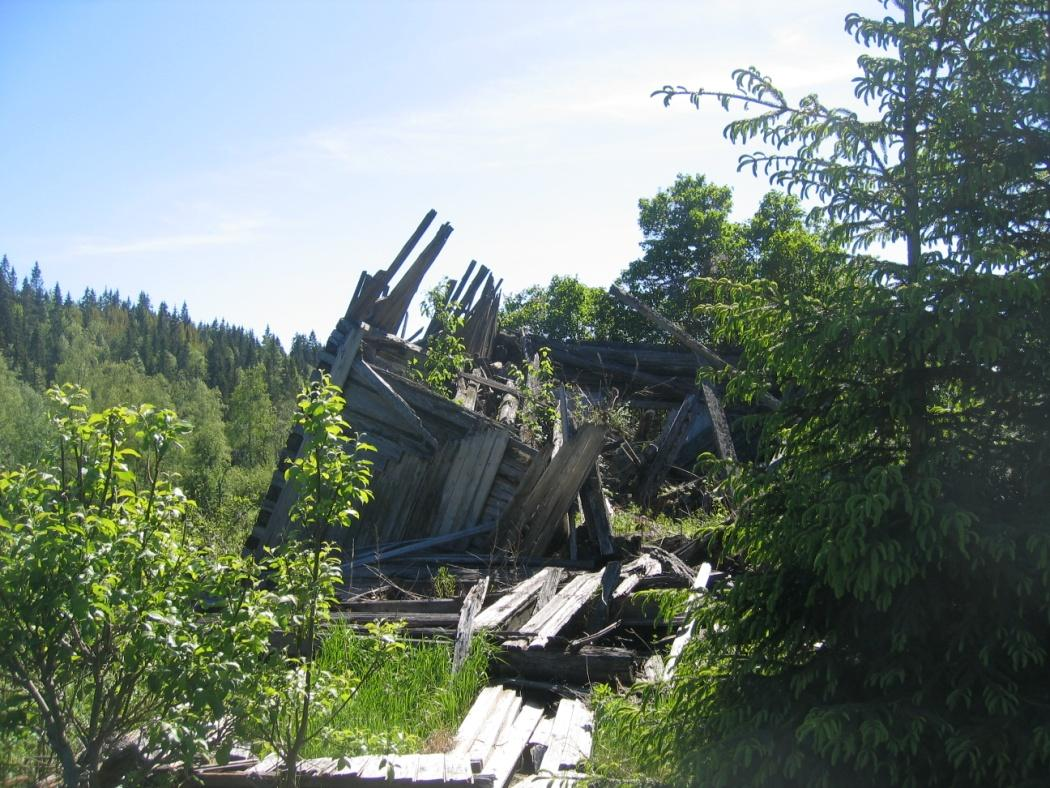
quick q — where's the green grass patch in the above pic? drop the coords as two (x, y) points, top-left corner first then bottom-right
(588, 683), (676, 787)
(303, 628), (494, 757)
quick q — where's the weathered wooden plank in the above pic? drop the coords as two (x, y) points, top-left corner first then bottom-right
(700, 381), (737, 461)
(452, 685), (506, 756)
(483, 702), (545, 788)
(534, 566), (564, 611)
(370, 223), (453, 333)
(507, 570), (604, 650)
(494, 442), (555, 551)
(464, 430), (511, 531)
(454, 577), (490, 674)
(351, 357), (437, 451)
(459, 689), (522, 773)
(510, 425), (607, 557)
(475, 567), (563, 631)
(539, 698), (593, 774)
(348, 210), (436, 322)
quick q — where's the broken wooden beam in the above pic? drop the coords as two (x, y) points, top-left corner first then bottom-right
(608, 284), (780, 411)
(453, 577), (490, 674)
(475, 567), (565, 632)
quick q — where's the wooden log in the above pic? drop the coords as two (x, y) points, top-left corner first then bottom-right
(492, 646), (636, 686)
(609, 284), (780, 410)
(454, 578), (490, 674)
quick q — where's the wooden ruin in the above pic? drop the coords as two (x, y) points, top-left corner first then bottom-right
(203, 211), (743, 786)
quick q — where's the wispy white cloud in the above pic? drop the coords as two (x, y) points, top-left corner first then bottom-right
(69, 219), (262, 257)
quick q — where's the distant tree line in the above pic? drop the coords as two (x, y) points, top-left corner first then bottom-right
(0, 257), (323, 550)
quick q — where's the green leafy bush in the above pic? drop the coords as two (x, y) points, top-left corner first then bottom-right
(0, 385), (274, 786)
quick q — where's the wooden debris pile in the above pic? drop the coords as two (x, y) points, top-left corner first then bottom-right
(219, 210), (750, 785)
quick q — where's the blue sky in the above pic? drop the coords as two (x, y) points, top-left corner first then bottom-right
(1, 0), (865, 344)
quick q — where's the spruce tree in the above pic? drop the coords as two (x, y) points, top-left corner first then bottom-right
(648, 2), (1050, 785)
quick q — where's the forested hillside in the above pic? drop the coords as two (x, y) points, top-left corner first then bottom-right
(0, 256), (321, 549)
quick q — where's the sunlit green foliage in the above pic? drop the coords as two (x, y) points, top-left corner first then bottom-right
(251, 373), (382, 782)
(0, 386), (275, 786)
(410, 281), (470, 396)
(308, 628), (493, 757)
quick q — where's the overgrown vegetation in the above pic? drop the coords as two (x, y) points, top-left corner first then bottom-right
(0, 385), (275, 785)
(410, 280), (470, 396)
(306, 628), (494, 757)
(597, 2), (1050, 786)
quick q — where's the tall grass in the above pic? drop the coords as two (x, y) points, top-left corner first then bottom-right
(303, 627), (493, 757)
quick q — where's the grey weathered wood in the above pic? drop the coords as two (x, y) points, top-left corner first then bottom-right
(349, 209), (436, 322)
(567, 620), (620, 653)
(351, 357), (437, 451)
(482, 702), (545, 788)
(516, 424), (608, 556)
(700, 381), (737, 461)
(586, 561), (621, 632)
(539, 699), (593, 774)
(370, 223), (454, 333)
(497, 392), (519, 425)
(493, 645), (636, 687)
(636, 390), (710, 506)
(507, 569), (605, 650)
(475, 567), (564, 631)
(452, 686), (506, 755)
(609, 283), (780, 410)
(534, 566), (564, 610)
(494, 441), (554, 551)
(465, 690), (523, 773)
(454, 577), (490, 674)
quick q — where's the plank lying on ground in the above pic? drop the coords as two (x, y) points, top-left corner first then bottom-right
(539, 698), (593, 775)
(505, 570), (605, 650)
(451, 686), (522, 773)
(482, 702), (545, 788)
(198, 752), (486, 786)
(475, 567), (564, 631)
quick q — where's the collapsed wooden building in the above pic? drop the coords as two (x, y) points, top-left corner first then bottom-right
(209, 210), (745, 786)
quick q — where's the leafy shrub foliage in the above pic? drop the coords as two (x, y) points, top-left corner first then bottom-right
(624, 2), (1050, 786)
(0, 385), (274, 786)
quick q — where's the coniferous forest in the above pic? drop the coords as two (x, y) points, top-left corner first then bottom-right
(0, 256), (320, 551)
